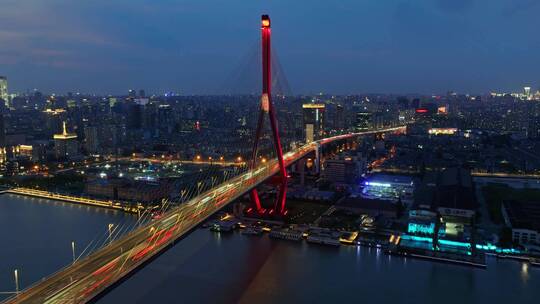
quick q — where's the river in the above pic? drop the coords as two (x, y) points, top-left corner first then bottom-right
(0, 194), (538, 303)
(0, 194), (136, 299)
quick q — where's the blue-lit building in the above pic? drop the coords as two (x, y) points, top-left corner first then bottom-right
(361, 174), (415, 205)
(406, 167), (476, 250)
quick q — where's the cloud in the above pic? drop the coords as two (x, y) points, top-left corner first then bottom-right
(0, 1), (126, 68)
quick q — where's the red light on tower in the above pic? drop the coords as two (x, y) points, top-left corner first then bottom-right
(261, 15), (270, 28)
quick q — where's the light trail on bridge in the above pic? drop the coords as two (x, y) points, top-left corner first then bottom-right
(1, 126), (405, 304)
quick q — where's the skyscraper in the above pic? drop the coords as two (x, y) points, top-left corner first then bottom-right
(53, 121), (79, 159)
(84, 126), (100, 154)
(0, 76), (8, 106)
(302, 103), (325, 142)
(0, 114), (5, 148)
(355, 107), (372, 132)
(334, 104), (344, 131)
(524, 87), (531, 100)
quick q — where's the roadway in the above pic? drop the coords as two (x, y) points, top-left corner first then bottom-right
(117, 157), (246, 167)
(2, 126), (405, 304)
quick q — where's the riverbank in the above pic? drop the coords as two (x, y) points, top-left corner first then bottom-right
(0, 187), (145, 214)
(97, 228), (540, 304)
(207, 215), (537, 269)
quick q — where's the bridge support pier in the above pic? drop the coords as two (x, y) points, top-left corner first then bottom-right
(314, 142), (321, 175)
(298, 158), (306, 187)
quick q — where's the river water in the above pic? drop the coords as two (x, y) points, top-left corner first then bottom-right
(0, 194), (136, 299)
(99, 230), (539, 304)
(0, 194), (538, 303)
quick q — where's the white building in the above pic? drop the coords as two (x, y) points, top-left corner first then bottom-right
(502, 200), (539, 245)
(0, 76), (8, 106)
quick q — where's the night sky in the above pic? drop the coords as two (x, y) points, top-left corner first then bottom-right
(1, 0), (539, 95)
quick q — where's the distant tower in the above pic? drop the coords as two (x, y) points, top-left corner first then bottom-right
(334, 104), (344, 131)
(524, 87), (531, 100)
(302, 103), (325, 142)
(0, 76), (8, 106)
(84, 126), (100, 154)
(0, 114), (5, 148)
(53, 121), (78, 159)
(355, 106), (372, 132)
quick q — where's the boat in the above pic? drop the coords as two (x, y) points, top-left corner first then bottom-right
(307, 232), (341, 246)
(242, 227), (263, 236)
(269, 229), (303, 241)
(209, 221), (235, 232)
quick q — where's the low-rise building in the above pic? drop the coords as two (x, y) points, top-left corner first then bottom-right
(323, 156), (363, 184)
(336, 195), (398, 218)
(502, 200), (540, 245)
(85, 177), (171, 204)
(361, 174), (415, 204)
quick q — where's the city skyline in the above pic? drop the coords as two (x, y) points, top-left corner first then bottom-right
(1, 6), (540, 303)
(1, 0), (539, 95)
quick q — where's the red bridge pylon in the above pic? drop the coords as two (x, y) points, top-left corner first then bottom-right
(249, 15), (288, 216)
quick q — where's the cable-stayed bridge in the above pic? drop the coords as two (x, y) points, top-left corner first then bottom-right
(2, 14), (410, 304)
(2, 126), (405, 304)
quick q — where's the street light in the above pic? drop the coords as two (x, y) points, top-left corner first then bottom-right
(180, 189), (187, 202)
(108, 224), (114, 244)
(71, 241), (76, 264)
(197, 181), (203, 195)
(14, 269), (19, 294)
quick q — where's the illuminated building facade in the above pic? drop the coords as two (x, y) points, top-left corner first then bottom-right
(53, 121), (79, 159)
(361, 174), (415, 204)
(355, 111), (372, 132)
(428, 128), (458, 135)
(524, 86), (531, 100)
(0, 76), (8, 106)
(302, 103), (325, 142)
(502, 200), (540, 245)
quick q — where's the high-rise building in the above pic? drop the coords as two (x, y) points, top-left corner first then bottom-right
(0, 76), (8, 106)
(302, 103), (325, 142)
(127, 102), (143, 129)
(158, 104), (174, 134)
(524, 87), (531, 100)
(355, 110), (372, 132)
(0, 114), (5, 148)
(84, 126), (100, 154)
(334, 104), (344, 131)
(53, 121), (78, 159)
